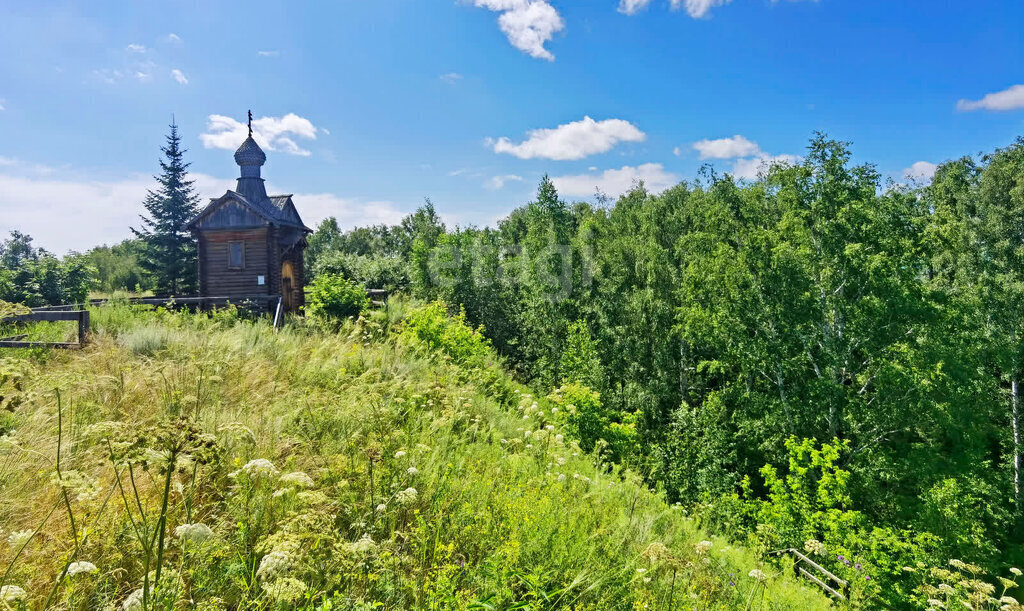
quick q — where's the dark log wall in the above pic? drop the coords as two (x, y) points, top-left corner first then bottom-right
(199, 228), (272, 297)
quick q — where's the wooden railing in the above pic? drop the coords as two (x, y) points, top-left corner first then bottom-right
(0, 310), (90, 349)
(768, 548), (850, 600)
(30, 295), (283, 311)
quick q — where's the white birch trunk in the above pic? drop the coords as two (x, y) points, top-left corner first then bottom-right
(1013, 378), (1021, 505)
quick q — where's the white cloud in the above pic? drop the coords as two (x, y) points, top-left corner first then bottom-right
(624, 0), (815, 18)
(489, 116), (645, 161)
(672, 146), (682, 156)
(440, 72), (464, 84)
(134, 71), (151, 82)
(486, 174), (524, 190)
(618, 0), (653, 14)
(276, 191), (407, 230)
(551, 163), (679, 197)
(904, 161), (937, 181)
(257, 50), (279, 57)
(693, 135), (761, 159)
(0, 167), (409, 253)
(957, 84), (1024, 112)
(165, 33), (182, 43)
(200, 113), (319, 157)
(126, 43), (147, 53)
(0, 98), (5, 111)
(0, 171), (231, 253)
(170, 69), (188, 85)
(471, 0), (565, 61)
(730, 153), (802, 180)
(321, 128), (331, 136)
(671, 0), (731, 18)
(448, 168), (470, 177)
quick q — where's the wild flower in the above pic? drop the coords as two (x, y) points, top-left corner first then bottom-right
(938, 583), (955, 593)
(279, 471), (315, 488)
(927, 599), (945, 609)
(967, 580), (995, 595)
(376, 503), (387, 512)
(524, 430), (532, 439)
(1012, 568), (1023, 577)
(49, 469), (103, 501)
(695, 540), (713, 556)
(999, 577), (1017, 590)
(803, 539), (826, 557)
(407, 466), (419, 476)
(232, 458), (279, 480)
(256, 551), (294, 581)
(394, 450), (407, 459)
(748, 569), (767, 582)
(175, 523), (214, 544)
(7, 529), (32, 549)
(352, 535), (376, 554)
(0, 585), (27, 603)
(545, 425), (554, 432)
(557, 474), (566, 482)
(396, 487), (418, 505)
(66, 560), (99, 576)
(950, 559), (967, 570)
(263, 577), (307, 603)
(122, 588), (144, 611)
(1000, 596), (1019, 605)
(555, 434), (564, 443)
(642, 542), (670, 563)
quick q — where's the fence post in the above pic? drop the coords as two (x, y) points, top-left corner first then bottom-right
(78, 310), (90, 346)
(273, 297), (283, 332)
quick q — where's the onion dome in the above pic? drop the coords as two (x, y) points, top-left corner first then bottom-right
(234, 135), (266, 168)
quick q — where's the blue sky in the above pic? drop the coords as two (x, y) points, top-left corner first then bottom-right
(1, 0), (1022, 252)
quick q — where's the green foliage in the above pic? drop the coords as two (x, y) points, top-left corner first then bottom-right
(305, 273), (370, 321)
(558, 320), (604, 390)
(85, 239), (154, 294)
(0, 231), (95, 307)
(131, 120), (201, 295)
(313, 251), (409, 293)
(370, 133), (1024, 608)
(400, 301), (491, 364)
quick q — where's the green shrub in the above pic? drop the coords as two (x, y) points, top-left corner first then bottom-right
(305, 273), (370, 321)
(400, 301), (491, 364)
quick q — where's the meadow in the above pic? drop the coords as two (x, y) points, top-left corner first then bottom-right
(0, 302), (829, 609)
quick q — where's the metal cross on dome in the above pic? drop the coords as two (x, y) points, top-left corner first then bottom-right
(247, 110), (253, 138)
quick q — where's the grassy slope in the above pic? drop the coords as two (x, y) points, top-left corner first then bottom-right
(0, 304), (830, 609)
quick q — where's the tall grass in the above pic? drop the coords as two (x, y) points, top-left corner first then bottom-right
(0, 303), (829, 609)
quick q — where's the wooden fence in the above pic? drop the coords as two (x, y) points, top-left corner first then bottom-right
(0, 310), (90, 349)
(768, 548), (850, 600)
(1, 289), (390, 348)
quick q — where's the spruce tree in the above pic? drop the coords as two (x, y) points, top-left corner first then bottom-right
(132, 120), (201, 295)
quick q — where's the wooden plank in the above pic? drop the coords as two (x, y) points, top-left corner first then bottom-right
(787, 549), (847, 586)
(798, 567), (845, 600)
(0, 341), (81, 349)
(2, 311), (84, 323)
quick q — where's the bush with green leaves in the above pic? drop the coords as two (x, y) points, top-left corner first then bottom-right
(305, 273), (370, 322)
(400, 301), (491, 364)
